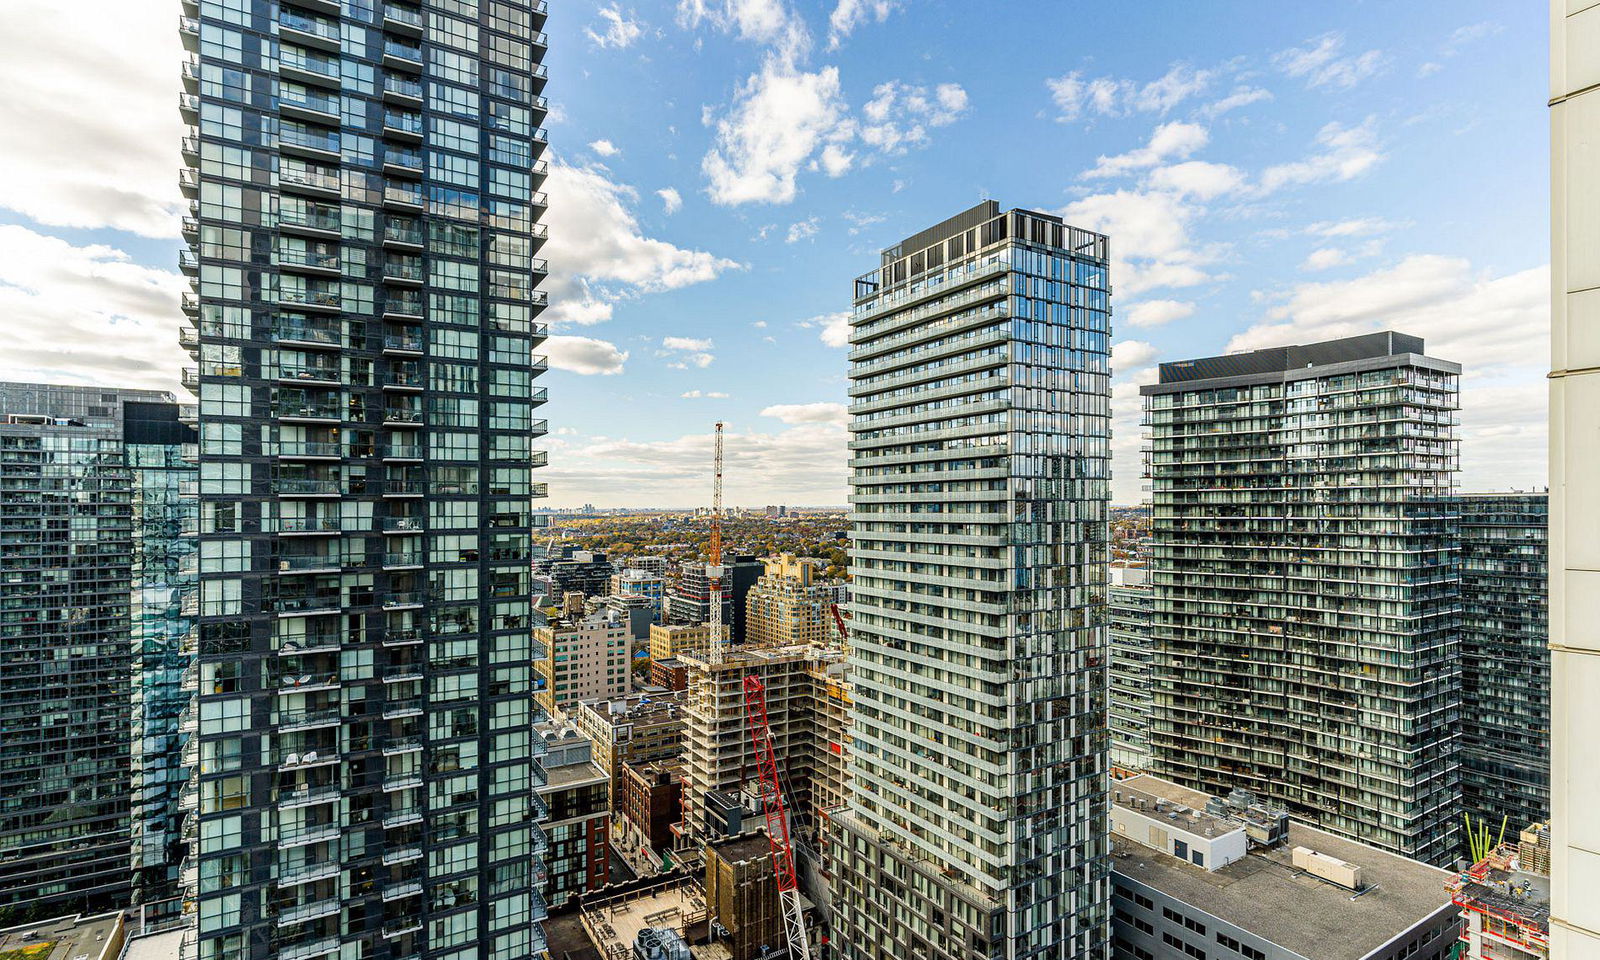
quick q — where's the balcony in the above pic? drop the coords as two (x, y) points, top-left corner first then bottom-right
(178, 326), (200, 351)
(383, 407), (422, 428)
(276, 897), (340, 928)
(181, 293), (199, 315)
(273, 405), (341, 424)
(275, 478), (341, 496)
(382, 698), (423, 720)
(383, 222), (423, 247)
(179, 167), (200, 197)
(382, 74), (423, 103)
(280, 49), (341, 86)
(277, 937), (339, 960)
(278, 822), (341, 849)
(382, 443), (422, 461)
(383, 551), (423, 570)
(383, 40), (423, 69)
(279, 88), (340, 121)
(278, 554), (343, 574)
(277, 861), (340, 888)
(179, 14), (199, 47)
(280, 126), (340, 157)
(382, 920), (423, 940)
(380, 634), (424, 658)
(382, 110), (424, 139)
(278, 10), (341, 48)
(381, 481), (425, 498)
(271, 594), (343, 616)
(277, 750), (338, 771)
(382, 371), (424, 391)
(383, 296), (424, 319)
(382, 810), (424, 830)
(383, 517), (424, 534)
(381, 736), (423, 756)
(381, 662), (424, 682)
(278, 248), (341, 275)
(279, 709), (342, 733)
(383, 4), (424, 33)
(181, 216), (199, 238)
(273, 318), (342, 348)
(382, 182), (424, 209)
(381, 880), (424, 902)
(277, 441), (342, 461)
(180, 367), (200, 391)
(383, 149), (424, 173)
(280, 208), (341, 234)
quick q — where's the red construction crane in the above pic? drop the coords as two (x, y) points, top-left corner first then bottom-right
(743, 674), (812, 960)
(829, 602), (850, 646)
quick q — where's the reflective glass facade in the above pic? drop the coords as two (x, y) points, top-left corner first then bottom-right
(127, 403), (201, 911)
(833, 203), (1112, 960)
(177, 0), (550, 957)
(0, 384), (172, 919)
(1457, 492), (1549, 830)
(1107, 572), (1152, 772)
(1141, 333), (1462, 864)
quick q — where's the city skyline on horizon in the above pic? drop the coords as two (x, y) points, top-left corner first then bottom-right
(0, 0), (1549, 508)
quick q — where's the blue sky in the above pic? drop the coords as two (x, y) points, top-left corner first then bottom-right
(0, 1), (1550, 506)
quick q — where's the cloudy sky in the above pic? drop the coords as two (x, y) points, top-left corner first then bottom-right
(0, 1), (1548, 506)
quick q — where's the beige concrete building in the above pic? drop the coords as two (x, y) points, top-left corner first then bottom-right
(535, 612), (633, 715)
(649, 623), (718, 663)
(570, 690), (687, 801)
(677, 644), (851, 848)
(744, 554), (835, 649)
(1549, 5), (1600, 955)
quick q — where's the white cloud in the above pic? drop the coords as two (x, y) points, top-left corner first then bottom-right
(546, 335), (630, 375)
(542, 162), (741, 326)
(787, 217), (821, 243)
(1229, 255), (1549, 373)
(761, 402), (849, 426)
(1061, 188), (1220, 297)
(702, 61), (852, 205)
(1417, 62), (1442, 79)
(1083, 122), (1209, 179)
(1146, 160), (1246, 200)
(590, 139), (621, 157)
(1273, 32), (1385, 90)
(1124, 300), (1195, 329)
(859, 81), (970, 153)
(1301, 247), (1350, 271)
(1047, 62), (1214, 122)
(1201, 85), (1273, 118)
(797, 311), (853, 347)
(0, 225), (188, 390)
(682, 390), (730, 399)
(1257, 118), (1382, 194)
(0, 0), (185, 236)
(1306, 216), (1401, 238)
(1112, 340), (1159, 376)
(1444, 21), (1503, 54)
(659, 336), (716, 369)
(677, 0), (810, 61)
(844, 210), (886, 234)
(827, 0), (896, 48)
(657, 187), (684, 213)
(587, 5), (645, 48)
(751, 320), (768, 328)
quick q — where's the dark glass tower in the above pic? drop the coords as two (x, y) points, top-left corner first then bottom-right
(832, 202), (1112, 960)
(177, 1), (550, 957)
(1141, 332), (1461, 863)
(1457, 492), (1549, 830)
(0, 383), (173, 920)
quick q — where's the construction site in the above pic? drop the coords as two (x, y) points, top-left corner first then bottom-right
(1447, 822), (1551, 960)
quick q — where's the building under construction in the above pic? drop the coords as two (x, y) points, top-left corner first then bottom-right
(1448, 822), (1551, 959)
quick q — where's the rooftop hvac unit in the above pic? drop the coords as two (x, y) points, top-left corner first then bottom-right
(1292, 846), (1363, 891)
(635, 928), (692, 960)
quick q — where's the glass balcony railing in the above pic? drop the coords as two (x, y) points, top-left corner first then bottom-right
(384, 407), (422, 425)
(383, 260), (423, 281)
(384, 5), (424, 28)
(278, 249), (340, 272)
(383, 221), (423, 245)
(281, 166), (341, 192)
(384, 40), (422, 62)
(281, 48), (340, 79)
(382, 74), (423, 100)
(383, 111), (424, 135)
(280, 208), (340, 232)
(383, 296), (424, 317)
(280, 88), (339, 116)
(385, 148), (424, 169)
(275, 478), (341, 494)
(273, 319), (342, 345)
(383, 183), (424, 207)
(279, 10), (340, 42)
(271, 594), (343, 614)
(383, 517), (424, 533)
(281, 289), (341, 311)
(281, 126), (340, 154)
(278, 514), (342, 531)
(384, 552), (424, 567)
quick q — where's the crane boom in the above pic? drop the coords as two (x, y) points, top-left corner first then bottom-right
(708, 422), (726, 665)
(743, 674), (811, 960)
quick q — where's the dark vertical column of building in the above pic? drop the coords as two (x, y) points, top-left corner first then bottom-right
(832, 204), (1111, 960)
(1457, 492), (1549, 829)
(179, 1), (549, 957)
(1141, 334), (1462, 864)
(0, 383), (173, 919)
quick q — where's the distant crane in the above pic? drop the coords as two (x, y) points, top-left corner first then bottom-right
(743, 674), (812, 960)
(829, 602), (850, 647)
(708, 422), (727, 665)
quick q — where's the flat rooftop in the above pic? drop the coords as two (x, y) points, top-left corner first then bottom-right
(1113, 775), (1455, 960)
(543, 760), (608, 789)
(579, 880), (727, 960)
(0, 913), (123, 960)
(709, 832), (774, 864)
(1113, 778), (1241, 839)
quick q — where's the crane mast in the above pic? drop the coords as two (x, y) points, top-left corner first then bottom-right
(743, 675), (812, 960)
(708, 422), (726, 665)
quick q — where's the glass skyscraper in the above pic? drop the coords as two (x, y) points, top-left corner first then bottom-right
(1457, 492), (1549, 830)
(0, 383), (173, 920)
(1141, 332), (1461, 864)
(177, 0), (550, 957)
(831, 202), (1112, 960)
(1107, 567), (1153, 773)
